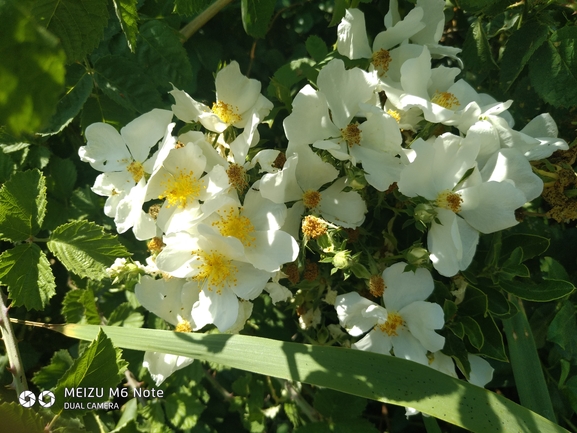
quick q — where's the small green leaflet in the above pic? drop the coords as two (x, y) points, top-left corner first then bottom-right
(62, 289), (101, 325)
(0, 169), (47, 242)
(52, 329), (128, 416)
(0, 243), (56, 310)
(500, 278), (575, 302)
(0, 402), (45, 433)
(241, 0), (275, 38)
(32, 349), (74, 390)
(112, 0), (139, 52)
(47, 220), (129, 280)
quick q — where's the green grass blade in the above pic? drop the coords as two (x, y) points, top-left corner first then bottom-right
(503, 297), (557, 423)
(52, 323), (567, 433)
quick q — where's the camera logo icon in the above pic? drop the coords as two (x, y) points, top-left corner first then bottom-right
(18, 390), (55, 408)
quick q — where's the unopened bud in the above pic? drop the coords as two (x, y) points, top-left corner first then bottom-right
(414, 203), (436, 225)
(406, 247), (430, 266)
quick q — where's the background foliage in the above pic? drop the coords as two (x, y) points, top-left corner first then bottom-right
(0, 0), (577, 432)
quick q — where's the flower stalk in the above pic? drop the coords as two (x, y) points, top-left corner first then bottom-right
(0, 287), (28, 396)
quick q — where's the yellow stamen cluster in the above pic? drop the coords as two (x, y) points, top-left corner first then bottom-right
(369, 275), (385, 298)
(147, 236), (165, 254)
(386, 109), (401, 123)
(431, 91), (460, 109)
(193, 250), (238, 293)
(212, 100), (242, 124)
(341, 123), (361, 147)
(436, 190), (463, 213)
(148, 204), (161, 219)
(175, 319), (192, 333)
(301, 215), (327, 239)
(212, 207), (256, 247)
(159, 169), (204, 208)
(378, 312), (404, 336)
(226, 163), (248, 192)
(175, 140), (185, 149)
(372, 49), (392, 76)
(302, 190), (321, 209)
(127, 161), (144, 182)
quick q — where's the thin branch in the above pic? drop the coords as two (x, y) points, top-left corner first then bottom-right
(179, 0), (235, 42)
(0, 288), (28, 396)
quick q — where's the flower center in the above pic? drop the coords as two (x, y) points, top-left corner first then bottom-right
(372, 49), (392, 76)
(301, 215), (327, 239)
(212, 100), (242, 125)
(193, 250), (238, 293)
(127, 161), (144, 182)
(341, 123), (361, 147)
(386, 109), (401, 123)
(226, 163), (248, 192)
(212, 207), (256, 247)
(175, 319), (192, 333)
(369, 275), (385, 298)
(431, 91), (460, 109)
(159, 169), (204, 208)
(436, 190), (463, 213)
(378, 311), (404, 336)
(302, 190), (321, 209)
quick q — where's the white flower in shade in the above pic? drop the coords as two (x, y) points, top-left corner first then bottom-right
(79, 109), (173, 238)
(202, 187), (299, 273)
(135, 276), (199, 385)
(170, 61), (273, 133)
(335, 262), (445, 365)
(260, 145), (367, 230)
(155, 229), (272, 332)
(398, 134), (527, 276)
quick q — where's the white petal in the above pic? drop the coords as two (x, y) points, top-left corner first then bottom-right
(121, 109), (173, 163)
(390, 328), (428, 365)
(401, 301), (445, 352)
(143, 351), (194, 386)
(215, 61), (261, 116)
(337, 8), (372, 59)
(170, 86), (209, 123)
(382, 262), (434, 311)
(264, 282), (293, 304)
(353, 329), (392, 355)
(335, 292), (381, 336)
(467, 354), (494, 387)
(81, 123), (131, 172)
(135, 275), (190, 325)
(319, 178), (367, 228)
(245, 230), (299, 272)
(192, 286), (239, 332)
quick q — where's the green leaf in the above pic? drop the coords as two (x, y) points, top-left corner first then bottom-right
(499, 278), (575, 302)
(0, 243), (56, 310)
(241, 0), (275, 38)
(458, 316), (484, 350)
(80, 93), (138, 132)
(164, 393), (205, 430)
(306, 35), (328, 63)
(329, 0), (347, 27)
(0, 169), (47, 241)
(504, 298), (556, 423)
(461, 18), (498, 77)
(62, 289), (101, 325)
(52, 329), (128, 415)
(540, 256), (570, 281)
(93, 55), (164, 114)
(47, 220), (129, 280)
(108, 302), (144, 328)
(500, 22), (548, 91)
(54, 324), (570, 433)
(174, 0), (213, 15)
(501, 233), (550, 262)
(112, 0), (139, 52)
(547, 301), (577, 357)
(32, 349), (74, 390)
(31, 0), (109, 63)
(458, 285), (488, 317)
(0, 402), (45, 433)
(474, 314), (507, 361)
(41, 64), (94, 136)
(457, 0), (501, 13)
(0, 0), (66, 135)
(47, 157), (77, 201)
(529, 26), (577, 108)
(314, 388), (367, 421)
(135, 20), (194, 91)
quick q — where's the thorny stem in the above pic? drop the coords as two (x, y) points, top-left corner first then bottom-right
(125, 370), (147, 406)
(179, 0), (235, 42)
(0, 288), (28, 396)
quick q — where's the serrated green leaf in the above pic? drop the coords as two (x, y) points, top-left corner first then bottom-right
(164, 393), (205, 430)
(135, 20), (194, 91)
(47, 157), (77, 201)
(52, 329), (128, 415)
(93, 55), (164, 114)
(529, 27), (577, 108)
(32, 349), (74, 390)
(62, 289), (101, 325)
(241, 0), (275, 38)
(0, 243), (56, 310)
(32, 0), (109, 63)
(0, 0), (66, 135)
(0, 402), (45, 433)
(108, 302), (144, 328)
(54, 324), (570, 433)
(500, 278), (575, 302)
(112, 0), (139, 52)
(0, 151), (16, 185)
(306, 35), (328, 63)
(41, 64), (94, 136)
(47, 220), (129, 280)
(457, 0), (501, 13)
(461, 18), (498, 76)
(500, 23), (548, 91)
(0, 169), (46, 241)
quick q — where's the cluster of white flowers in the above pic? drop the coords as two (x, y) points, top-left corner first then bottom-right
(81, 0), (567, 389)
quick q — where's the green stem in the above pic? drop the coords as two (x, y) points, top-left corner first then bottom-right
(422, 415), (442, 433)
(502, 296), (556, 423)
(0, 287), (28, 396)
(179, 0), (235, 41)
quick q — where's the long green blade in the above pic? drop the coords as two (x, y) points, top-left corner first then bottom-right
(51, 323), (567, 433)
